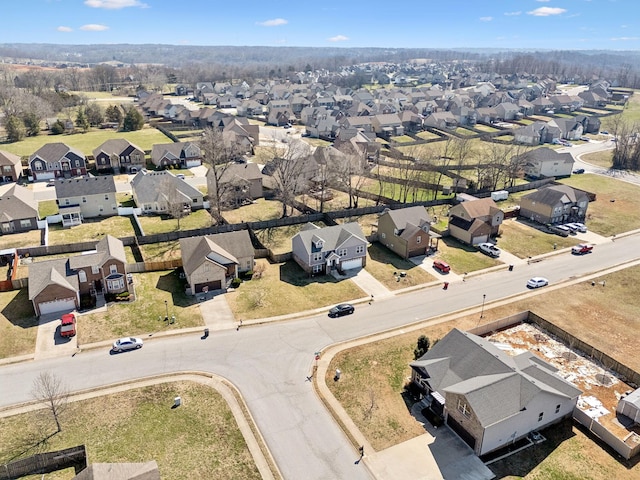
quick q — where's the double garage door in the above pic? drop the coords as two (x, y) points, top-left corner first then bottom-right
(340, 258), (363, 271)
(38, 298), (76, 316)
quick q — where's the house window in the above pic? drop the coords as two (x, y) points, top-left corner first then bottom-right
(538, 412), (544, 422)
(105, 195), (109, 200)
(355, 245), (365, 255)
(457, 398), (471, 418)
(34, 163), (43, 170)
(312, 264), (322, 273)
(416, 236), (422, 244)
(110, 265), (117, 274)
(65, 199), (70, 205)
(82, 197), (87, 203)
(107, 277), (124, 291)
(338, 249), (347, 257)
(91, 266), (99, 274)
(20, 219), (31, 228)
(75, 160), (80, 167)
(312, 252), (323, 262)
(78, 270), (87, 283)
(193, 198), (198, 203)
(555, 404), (561, 414)
(381, 232), (386, 239)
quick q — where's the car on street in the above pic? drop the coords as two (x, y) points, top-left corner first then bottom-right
(527, 277), (549, 289)
(477, 242), (501, 257)
(572, 168), (585, 174)
(112, 337), (144, 352)
(328, 304), (355, 318)
(600, 131), (609, 135)
(572, 243), (594, 255)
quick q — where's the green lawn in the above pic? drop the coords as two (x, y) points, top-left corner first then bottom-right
(0, 382), (262, 480)
(139, 240), (182, 262)
(137, 209), (213, 235)
(48, 216), (136, 245)
(78, 270), (203, 344)
(497, 219), (580, 258)
(38, 200), (59, 217)
(415, 131), (442, 141)
(0, 289), (38, 359)
(365, 244), (436, 290)
(390, 135), (415, 143)
(221, 198), (284, 224)
(0, 125), (171, 157)
(226, 259), (366, 320)
(473, 124), (500, 133)
(558, 174), (640, 236)
(434, 237), (502, 273)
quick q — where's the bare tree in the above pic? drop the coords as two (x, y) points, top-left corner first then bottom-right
(200, 128), (243, 217)
(160, 177), (189, 230)
(31, 372), (69, 433)
(332, 143), (367, 209)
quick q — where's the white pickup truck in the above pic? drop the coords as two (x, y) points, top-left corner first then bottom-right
(478, 242), (501, 257)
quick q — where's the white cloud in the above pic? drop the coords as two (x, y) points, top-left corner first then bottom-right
(84, 0), (148, 9)
(480, 16), (493, 22)
(527, 7), (566, 16)
(536, 0), (551, 2)
(611, 36), (639, 41)
(57, 26), (73, 32)
(80, 24), (110, 31)
(328, 35), (349, 42)
(257, 18), (288, 27)
(504, 11), (521, 16)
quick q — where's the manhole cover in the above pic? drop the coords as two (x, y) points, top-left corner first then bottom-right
(561, 352), (577, 361)
(595, 374), (612, 386)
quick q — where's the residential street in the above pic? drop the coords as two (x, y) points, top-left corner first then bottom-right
(1, 232), (638, 480)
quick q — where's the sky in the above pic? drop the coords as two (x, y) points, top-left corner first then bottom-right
(2, 0), (640, 51)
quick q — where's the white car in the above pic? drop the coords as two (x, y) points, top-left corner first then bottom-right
(477, 242), (501, 257)
(527, 277), (549, 289)
(570, 222), (587, 233)
(112, 337), (143, 352)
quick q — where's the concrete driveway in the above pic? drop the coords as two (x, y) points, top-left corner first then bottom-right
(34, 312), (78, 360)
(198, 292), (236, 330)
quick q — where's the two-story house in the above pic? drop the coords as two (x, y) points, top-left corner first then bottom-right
(291, 222), (367, 276)
(207, 162), (263, 209)
(519, 184), (589, 224)
(29, 143), (87, 181)
(516, 147), (574, 179)
(131, 169), (204, 214)
(93, 139), (146, 174)
(448, 197), (504, 245)
(377, 206), (434, 259)
(0, 183), (39, 235)
(0, 150), (23, 183)
(54, 176), (118, 227)
(150, 142), (202, 169)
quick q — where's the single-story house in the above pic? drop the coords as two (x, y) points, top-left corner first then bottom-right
(519, 184), (589, 225)
(410, 328), (582, 456)
(131, 169), (204, 214)
(292, 222), (367, 275)
(28, 258), (80, 316)
(377, 206), (436, 259)
(180, 231), (255, 294)
(448, 198), (504, 245)
(0, 183), (39, 235)
(0, 150), (23, 183)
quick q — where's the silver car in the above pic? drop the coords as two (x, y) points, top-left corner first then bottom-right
(527, 277), (549, 289)
(112, 337), (144, 352)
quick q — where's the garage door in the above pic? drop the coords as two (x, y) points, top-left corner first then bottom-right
(195, 280), (222, 293)
(38, 298), (76, 315)
(341, 258), (363, 271)
(37, 172), (55, 181)
(472, 235), (488, 246)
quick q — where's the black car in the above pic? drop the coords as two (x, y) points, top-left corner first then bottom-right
(328, 304), (355, 318)
(573, 168), (585, 174)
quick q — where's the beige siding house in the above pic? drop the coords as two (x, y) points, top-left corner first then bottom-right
(54, 176), (118, 226)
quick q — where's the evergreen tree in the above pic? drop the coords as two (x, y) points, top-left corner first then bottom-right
(413, 335), (431, 360)
(22, 112), (40, 137)
(51, 119), (66, 135)
(85, 103), (104, 126)
(5, 115), (26, 142)
(76, 107), (89, 132)
(122, 107), (144, 132)
(105, 104), (123, 126)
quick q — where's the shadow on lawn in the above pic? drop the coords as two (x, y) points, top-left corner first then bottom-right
(367, 243), (422, 270)
(155, 270), (198, 308)
(0, 288), (38, 329)
(278, 260), (342, 287)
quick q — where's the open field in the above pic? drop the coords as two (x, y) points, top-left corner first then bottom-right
(0, 382), (261, 480)
(365, 243), (436, 290)
(327, 265), (640, 479)
(0, 289), (38, 359)
(48, 216), (136, 245)
(581, 149), (614, 168)
(0, 125), (170, 157)
(226, 259), (366, 320)
(78, 270), (203, 344)
(559, 174), (640, 236)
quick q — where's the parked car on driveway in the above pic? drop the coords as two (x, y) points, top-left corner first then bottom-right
(328, 304), (355, 318)
(432, 259), (451, 274)
(527, 277), (549, 289)
(565, 222), (587, 233)
(112, 337), (143, 352)
(477, 242), (501, 257)
(60, 313), (76, 338)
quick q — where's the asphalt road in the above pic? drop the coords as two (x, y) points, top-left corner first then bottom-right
(1, 234), (638, 480)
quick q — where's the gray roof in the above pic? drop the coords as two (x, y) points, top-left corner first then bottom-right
(216, 163), (263, 183)
(384, 206), (431, 231)
(30, 142), (85, 162)
(130, 170), (202, 205)
(522, 184), (588, 206)
(524, 147), (574, 164)
(28, 258), (78, 300)
(411, 328), (582, 427)
(92, 138), (143, 158)
(0, 149), (22, 167)
(55, 176), (116, 198)
(151, 142), (200, 162)
(0, 184), (38, 222)
(180, 231), (254, 277)
(68, 235), (126, 269)
(293, 222), (366, 256)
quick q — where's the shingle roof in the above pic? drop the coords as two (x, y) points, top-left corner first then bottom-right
(0, 150), (22, 167)
(28, 258), (78, 300)
(180, 231), (254, 277)
(521, 184), (587, 206)
(385, 206), (431, 230)
(410, 329), (582, 427)
(456, 197), (500, 219)
(0, 184), (38, 222)
(92, 138), (143, 158)
(30, 142), (85, 162)
(68, 235), (126, 269)
(293, 222), (366, 256)
(130, 170), (202, 205)
(55, 176), (116, 198)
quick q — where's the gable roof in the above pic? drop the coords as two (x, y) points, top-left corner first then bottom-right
(0, 184), (38, 222)
(30, 142), (85, 162)
(130, 170), (202, 205)
(0, 150), (22, 168)
(215, 162), (263, 183)
(454, 197), (501, 219)
(180, 231), (254, 276)
(521, 184), (588, 205)
(383, 206), (432, 231)
(92, 138), (144, 158)
(68, 235), (126, 270)
(293, 222), (366, 255)
(410, 328), (582, 426)
(28, 258), (79, 300)
(55, 176), (117, 198)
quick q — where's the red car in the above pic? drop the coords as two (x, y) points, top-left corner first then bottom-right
(60, 313), (76, 337)
(433, 259), (451, 274)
